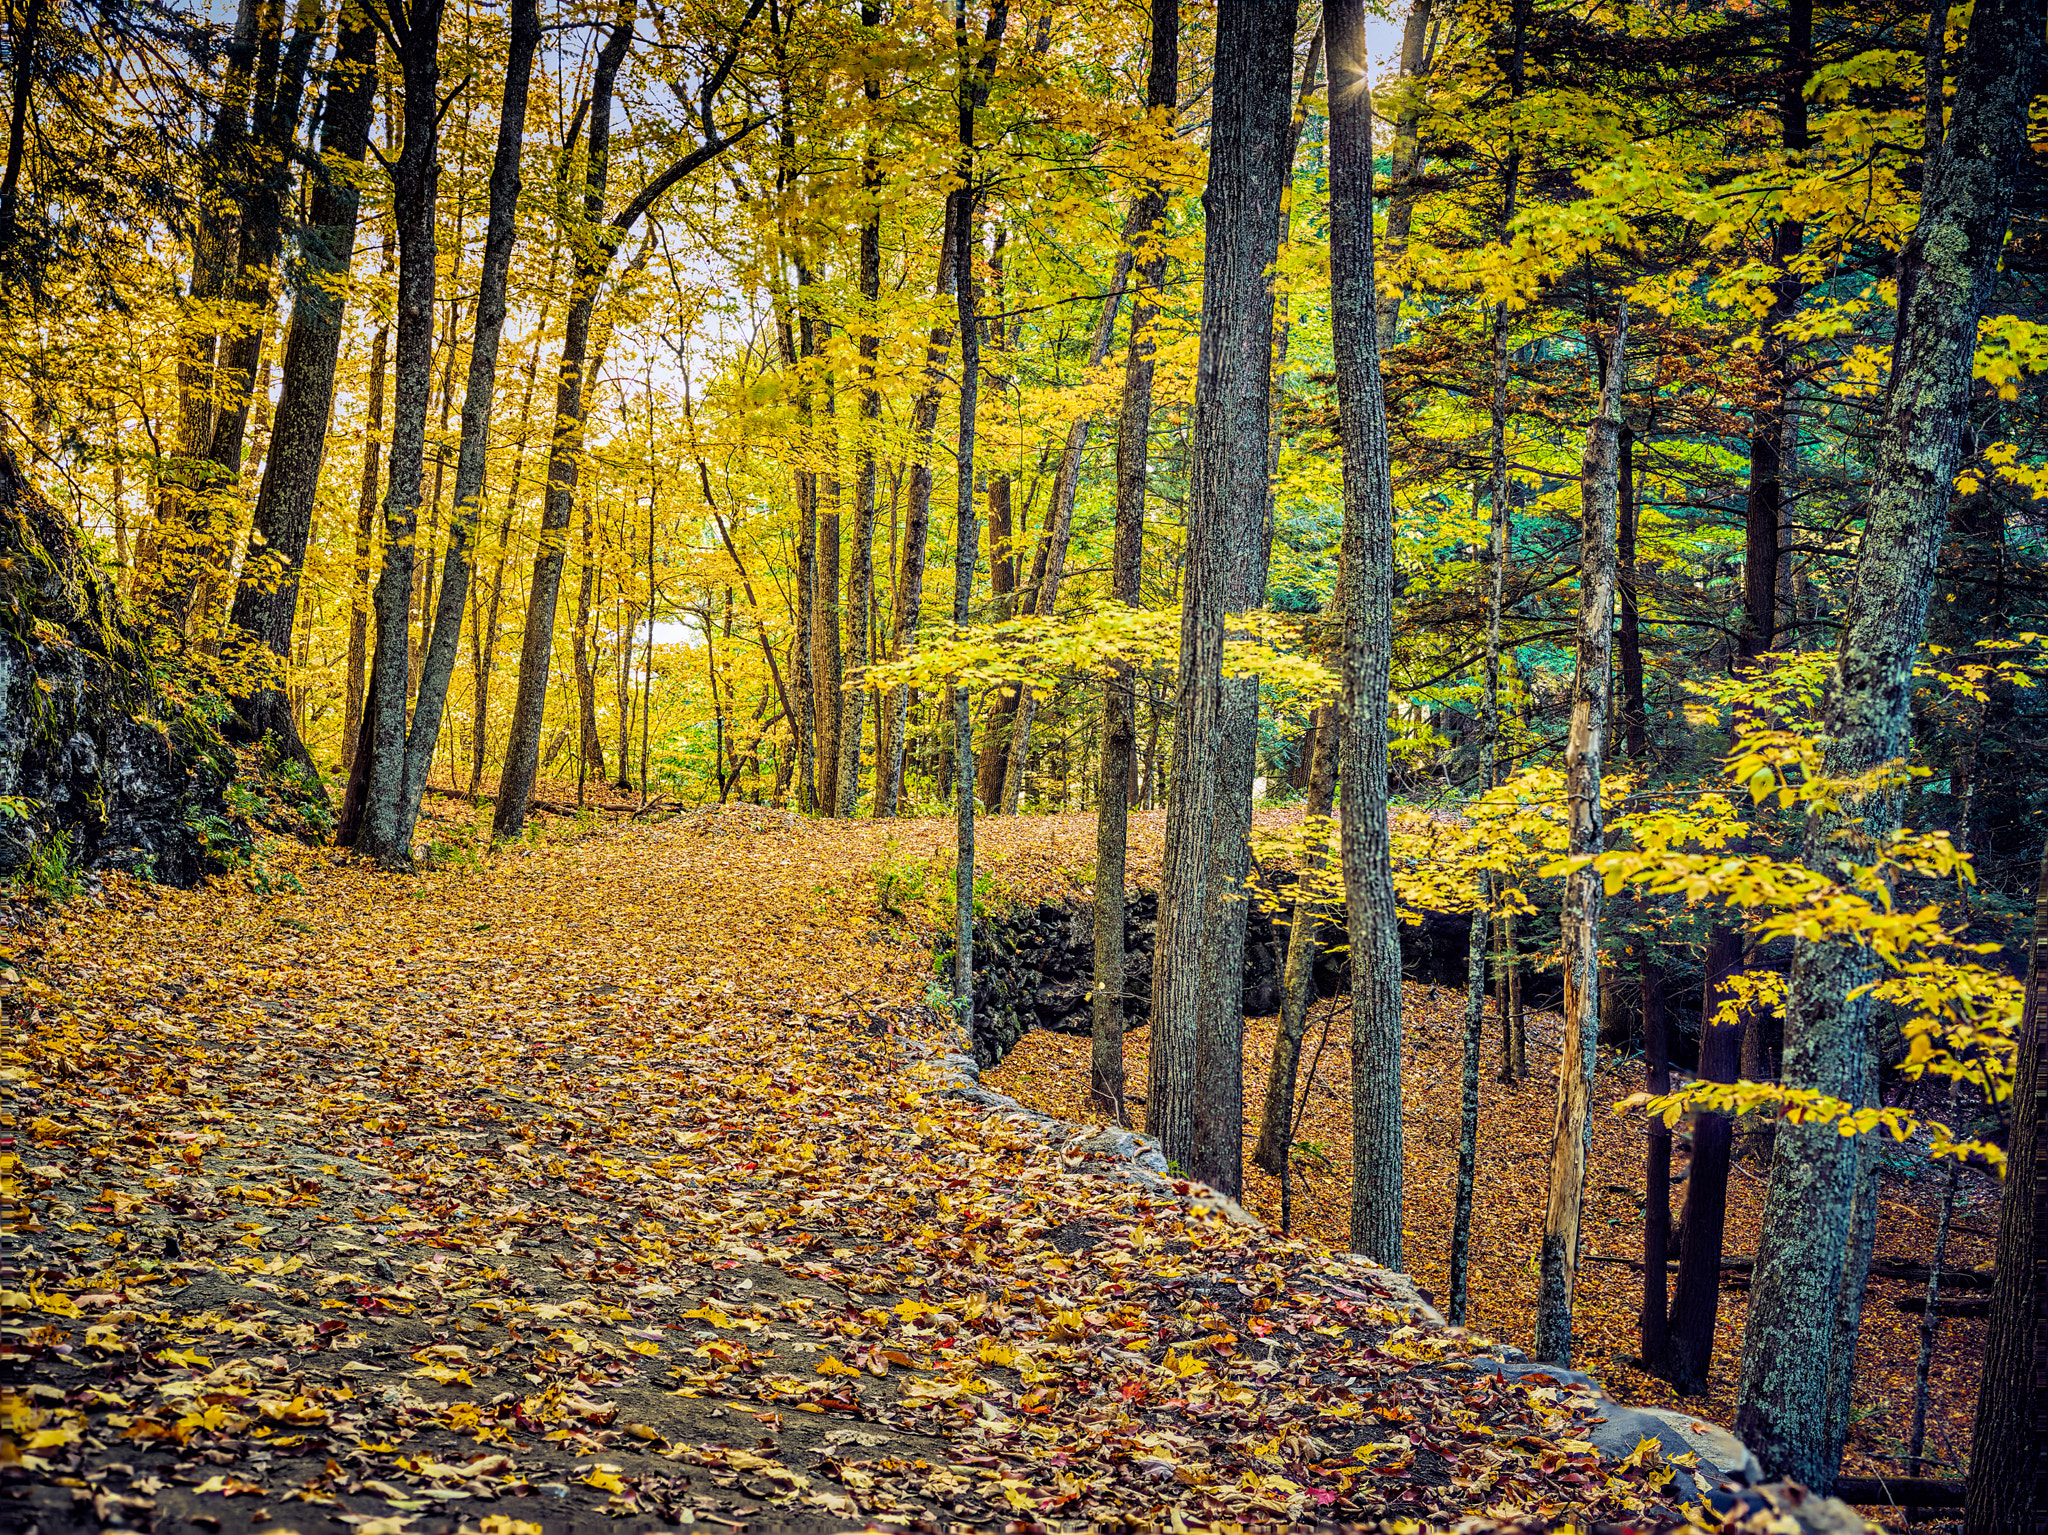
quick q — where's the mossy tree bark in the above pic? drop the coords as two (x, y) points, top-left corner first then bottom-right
(1734, 0), (2042, 1487)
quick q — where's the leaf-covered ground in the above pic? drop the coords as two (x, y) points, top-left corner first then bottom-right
(2, 807), (1871, 1534)
(984, 824), (2000, 1522)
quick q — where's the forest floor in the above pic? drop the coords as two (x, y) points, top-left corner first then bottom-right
(0, 802), (1985, 1534)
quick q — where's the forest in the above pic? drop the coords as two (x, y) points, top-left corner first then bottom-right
(0, 0), (2044, 1527)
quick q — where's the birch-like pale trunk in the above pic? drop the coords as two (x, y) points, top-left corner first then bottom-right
(1533, 304), (1625, 1366)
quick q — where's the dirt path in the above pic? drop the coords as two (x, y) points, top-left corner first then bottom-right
(2, 813), (1772, 1532)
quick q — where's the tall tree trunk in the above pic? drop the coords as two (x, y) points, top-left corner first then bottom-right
(1638, 950), (1671, 1368)
(837, 45), (882, 819)
(0, 0), (49, 260)
(815, 385), (843, 814)
(1533, 304), (1625, 1367)
(573, 495), (608, 793)
(1964, 835), (2048, 1534)
(1374, 0), (1435, 349)
(1735, 0), (2040, 1488)
(344, 284), (391, 775)
(1327, 0), (1402, 1261)
(351, 0), (449, 859)
(876, 201), (959, 818)
(1147, 0), (1295, 1198)
(950, 0), (1010, 1036)
(1616, 422), (1649, 758)
(1737, 0), (1811, 662)
(1664, 924), (1742, 1392)
(228, 0), (377, 776)
(1090, 0), (1175, 1118)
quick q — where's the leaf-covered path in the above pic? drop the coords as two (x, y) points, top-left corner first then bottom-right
(7, 812), (1728, 1533)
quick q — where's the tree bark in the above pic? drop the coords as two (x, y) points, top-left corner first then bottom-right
(1327, 0), (1402, 1262)
(1735, 0), (2041, 1488)
(344, 280), (391, 776)
(1964, 836), (2048, 1533)
(1533, 304), (1625, 1367)
(351, 0), (448, 860)
(949, 0), (1009, 1034)
(1090, 0), (1176, 1119)
(1665, 923), (1741, 1392)
(1147, 0), (1295, 1198)
(1737, 0), (1811, 662)
(1616, 423), (1649, 758)
(837, 38), (882, 819)
(815, 388), (843, 814)
(1639, 951), (1671, 1368)
(228, 0), (377, 772)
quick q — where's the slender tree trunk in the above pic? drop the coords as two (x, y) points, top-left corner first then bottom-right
(1617, 423), (1649, 759)
(1737, 0), (1811, 662)
(1665, 924), (1742, 1391)
(815, 387), (843, 814)
(876, 200), (959, 817)
(1736, 0), (2041, 1487)
(839, 45), (882, 820)
(0, 0), (49, 258)
(1533, 305), (1625, 1366)
(351, 0), (449, 860)
(471, 291), (552, 798)
(228, 0), (377, 773)
(1374, 0), (1435, 349)
(950, 0), (1009, 1035)
(1639, 951), (1671, 1368)
(344, 298), (391, 775)
(1964, 836), (2047, 1533)
(1327, 0), (1403, 1261)
(1148, 0), (1296, 1198)
(1090, 0), (1176, 1118)
(1254, 694), (1335, 1173)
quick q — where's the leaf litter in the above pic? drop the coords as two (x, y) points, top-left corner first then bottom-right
(0, 808), (1853, 1533)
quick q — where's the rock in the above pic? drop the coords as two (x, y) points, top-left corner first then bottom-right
(0, 450), (237, 887)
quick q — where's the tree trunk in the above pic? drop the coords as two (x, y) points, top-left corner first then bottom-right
(228, 0), (377, 772)
(1665, 924), (1742, 1392)
(1327, 0), (1403, 1262)
(949, 0), (1009, 1033)
(1533, 304), (1625, 1367)
(1964, 836), (2048, 1533)
(1090, 0), (1175, 1119)
(1639, 951), (1671, 1368)
(1737, 0), (1811, 662)
(471, 289), (553, 798)
(1255, 692), (1336, 1175)
(1735, 0), (2041, 1488)
(876, 199), (959, 818)
(1374, 0), (1435, 349)
(1147, 0), (1295, 1198)
(815, 391), (843, 815)
(352, 0), (449, 861)
(1616, 422), (1649, 758)
(838, 66), (882, 819)
(344, 295), (391, 776)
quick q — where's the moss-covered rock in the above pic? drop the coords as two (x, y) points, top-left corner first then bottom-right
(0, 451), (235, 886)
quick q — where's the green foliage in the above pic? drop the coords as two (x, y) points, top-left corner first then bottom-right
(871, 835), (929, 918)
(15, 828), (81, 904)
